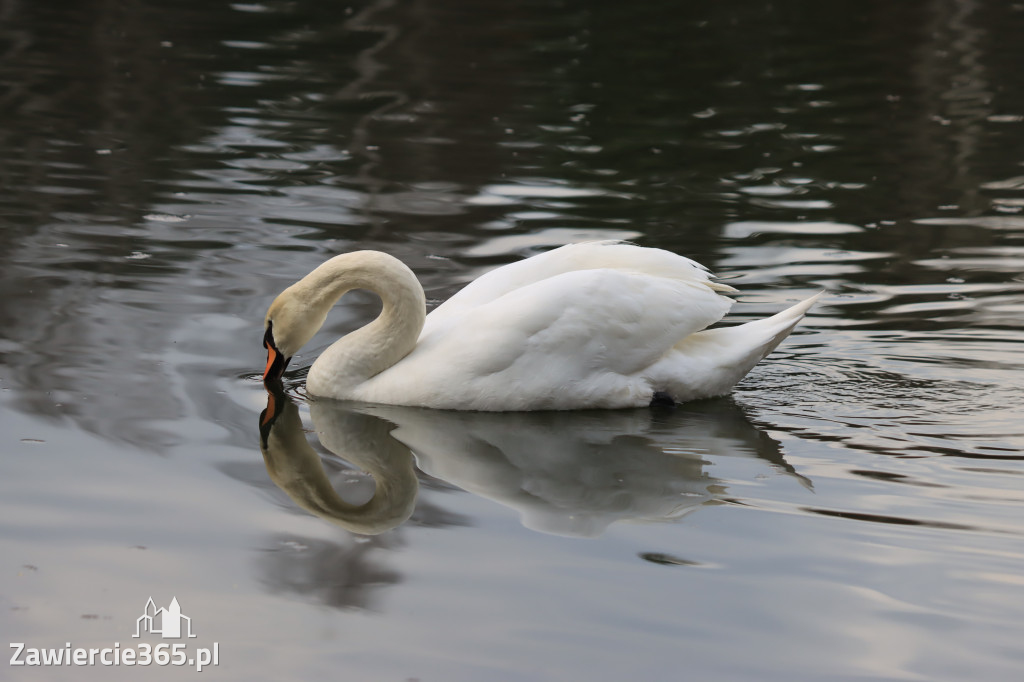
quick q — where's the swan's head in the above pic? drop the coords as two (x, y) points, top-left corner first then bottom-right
(263, 283), (332, 382)
(261, 250), (425, 384)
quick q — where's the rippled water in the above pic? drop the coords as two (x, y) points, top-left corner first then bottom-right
(2, 1), (1024, 680)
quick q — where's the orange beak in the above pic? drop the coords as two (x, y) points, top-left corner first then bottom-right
(263, 344), (280, 381)
(262, 323), (289, 383)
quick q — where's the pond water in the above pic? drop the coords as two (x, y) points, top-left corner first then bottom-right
(2, 0), (1024, 680)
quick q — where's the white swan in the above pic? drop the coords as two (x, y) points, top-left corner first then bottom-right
(262, 241), (820, 410)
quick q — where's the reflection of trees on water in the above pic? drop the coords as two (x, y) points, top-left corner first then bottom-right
(0, 0), (1018, 249)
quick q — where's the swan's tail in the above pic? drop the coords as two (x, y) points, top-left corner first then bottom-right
(653, 291), (823, 400)
(715, 290), (823, 358)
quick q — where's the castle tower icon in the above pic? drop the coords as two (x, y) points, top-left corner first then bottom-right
(133, 597), (196, 638)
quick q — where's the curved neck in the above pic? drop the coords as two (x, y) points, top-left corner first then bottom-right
(303, 251), (426, 391)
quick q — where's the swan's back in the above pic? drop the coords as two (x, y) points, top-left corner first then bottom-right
(422, 241), (736, 337)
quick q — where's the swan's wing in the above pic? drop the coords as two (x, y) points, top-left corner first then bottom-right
(404, 266), (732, 388)
(422, 241), (735, 336)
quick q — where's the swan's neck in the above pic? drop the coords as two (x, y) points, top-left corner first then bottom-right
(302, 251), (426, 393)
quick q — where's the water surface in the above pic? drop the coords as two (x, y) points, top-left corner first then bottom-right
(2, 1), (1024, 680)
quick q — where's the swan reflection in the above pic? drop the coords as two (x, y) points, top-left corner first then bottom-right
(259, 386), (807, 537)
(259, 387), (419, 535)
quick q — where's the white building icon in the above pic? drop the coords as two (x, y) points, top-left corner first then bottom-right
(133, 597), (196, 639)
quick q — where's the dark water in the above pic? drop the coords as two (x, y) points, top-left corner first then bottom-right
(2, 0), (1024, 679)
